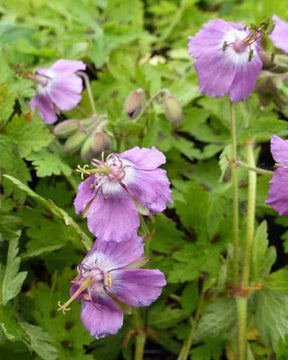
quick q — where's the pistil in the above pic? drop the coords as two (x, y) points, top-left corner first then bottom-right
(58, 278), (92, 314)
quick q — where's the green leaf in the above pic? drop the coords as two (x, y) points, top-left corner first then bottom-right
(5, 115), (54, 157)
(218, 145), (232, 182)
(255, 289), (288, 351)
(3, 175), (92, 251)
(174, 180), (210, 242)
(251, 221), (276, 284)
(26, 149), (72, 177)
(19, 322), (58, 360)
(264, 269), (288, 295)
(1, 233), (27, 306)
(195, 298), (237, 340)
(190, 339), (224, 360)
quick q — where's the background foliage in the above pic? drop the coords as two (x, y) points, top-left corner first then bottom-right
(1, 0), (288, 359)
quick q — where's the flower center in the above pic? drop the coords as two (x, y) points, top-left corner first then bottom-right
(233, 39), (249, 53)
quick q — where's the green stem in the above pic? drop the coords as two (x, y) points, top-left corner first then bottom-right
(242, 139), (257, 288)
(236, 138), (257, 360)
(134, 89), (170, 122)
(78, 71), (97, 115)
(237, 161), (273, 176)
(230, 101), (239, 286)
(177, 288), (204, 360)
(236, 296), (247, 360)
(134, 309), (146, 360)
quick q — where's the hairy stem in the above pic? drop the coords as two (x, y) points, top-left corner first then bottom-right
(236, 296), (247, 360)
(236, 161), (273, 176)
(134, 309), (146, 360)
(77, 71), (97, 115)
(230, 101), (239, 286)
(177, 288), (204, 360)
(237, 138), (257, 360)
(242, 139), (257, 287)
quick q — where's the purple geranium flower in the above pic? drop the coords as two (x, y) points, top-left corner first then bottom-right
(29, 59), (86, 124)
(266, 135), (288, 215)
(270, 15), (288, 54)
(74, 147), (171, 241)
(188, 19), (263, 102)
(58, 237), (166, 338)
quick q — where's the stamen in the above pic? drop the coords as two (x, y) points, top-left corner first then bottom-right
(248, 49), (254, 62)
(58, 278), (92, 315)
(105, 273), (113, 288)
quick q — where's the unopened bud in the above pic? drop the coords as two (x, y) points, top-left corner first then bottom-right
(81, 135), (94, 161)
(93, 131), (111, 153)
(54, 120), (80, 138)
(64, 131), (86, 153)
(124, 89), (144, 119)
(163, 95), (183, 124)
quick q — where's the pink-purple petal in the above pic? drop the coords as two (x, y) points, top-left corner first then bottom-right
(50, 59), (86, 74)
(229, 50), (262, 102)
(90, 237), (144, 271)
(266, 168), (288, 216)
(110, 269), (166, 306)
(120, 146), (166, 170)
(270, 135), (288, 165)
(30, 91), (58, 124)
(87, 190), (140, 241)
(81, 296), (123, 339)
(74, 175), (96, 214)
(126, 168), (171, 212)
(270, 15), (288, 54)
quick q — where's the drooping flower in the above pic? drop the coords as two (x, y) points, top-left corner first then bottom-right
(29, 59), (86, 124)
(74, 146), (171, 241)
(58, 237), (166, 338)
(188, 19), (263, 102)
(266, 135), (288, 215)
(270, 15), (288, 54)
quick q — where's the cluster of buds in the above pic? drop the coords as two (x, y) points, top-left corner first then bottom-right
(124, 88), (183, 125)
(54, 116), (111, 161)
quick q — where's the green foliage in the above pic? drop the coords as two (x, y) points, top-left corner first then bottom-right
(0, 0), (288, 359)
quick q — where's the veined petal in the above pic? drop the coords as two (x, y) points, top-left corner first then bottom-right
(87, 190), (140, 241)
(125, 168), (171, 213)
(267, 168), (288, 216)
(120, 146), (166, 170)
(30, 90), (57, 124)
(270, 135), (288, 165)
(110, 269), (166, 307)
(270, 15), (288, 54)
(81, 295), (123, 339)
(84, 237), (144, 272)
(74, 175), (96, 215)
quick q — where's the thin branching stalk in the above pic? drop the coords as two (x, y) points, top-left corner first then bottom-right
(77, 71), (97, 115)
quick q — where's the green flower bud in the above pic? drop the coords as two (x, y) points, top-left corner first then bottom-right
(124, 89), (144, 119)
(54, 119), (80, 138)
(81, 135), (94, 161)
(93, 131), (111, 153)
(64, 131), (86, 153)
(163, 95), (183, 124)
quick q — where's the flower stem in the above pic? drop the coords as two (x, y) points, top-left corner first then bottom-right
(242, 138), (257, 288)
(236, 138), (257, 360)
(230, 101), (239, 286)
(177, 287), (204, 360)
(236, 296), (247, 360)
(77, 71), (97, 116)
(236, 161), (273, 176)
(134, 309), (146, 360)
(134, 89), (170, 122)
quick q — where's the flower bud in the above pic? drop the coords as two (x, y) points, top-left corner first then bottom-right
(163, 95), (183, 124)
(124, 89), (144, 119)
(93, 131), (111, 153)
(54, 120), (80, 138)
(64, 131), (86, 153)
(80, 135), (94, 161)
